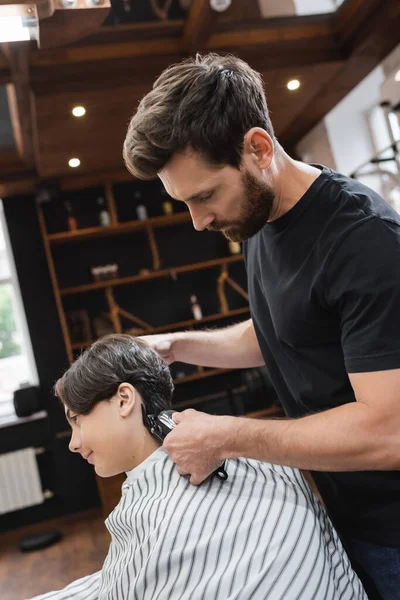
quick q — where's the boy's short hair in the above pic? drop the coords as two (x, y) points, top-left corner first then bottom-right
(55, 334), (173, 417)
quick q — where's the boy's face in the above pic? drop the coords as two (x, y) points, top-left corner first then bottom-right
(65, 383), (160, 477)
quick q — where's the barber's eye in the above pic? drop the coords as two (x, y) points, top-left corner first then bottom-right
(200, 194), (213, 202)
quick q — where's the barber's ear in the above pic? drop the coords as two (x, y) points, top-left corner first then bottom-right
(117, 383), (136, 417)
(243, 127), (274, 170)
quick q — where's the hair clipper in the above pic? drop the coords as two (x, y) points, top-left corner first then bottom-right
(142, 406), (228, 481)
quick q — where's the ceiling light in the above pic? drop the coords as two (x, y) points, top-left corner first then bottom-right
(0, 6), (38, 43)
(68, 158), (81, 168)
(287, 79), (300, 91)
(210, 0), (232, 11)
(395, 70), (400, 83)
(72, 106), (86, 117)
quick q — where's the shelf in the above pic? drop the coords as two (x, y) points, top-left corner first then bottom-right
(48, 211), (192, 244)
(153, 306), (250, 334)
(70, 306), (250, 351)
(173, 368), (233, 385)
(60, 254), (244, 296)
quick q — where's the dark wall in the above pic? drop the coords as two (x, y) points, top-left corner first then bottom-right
(0, 194), (99, 534)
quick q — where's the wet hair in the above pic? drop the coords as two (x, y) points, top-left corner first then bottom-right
(123, 52), (276, 180)
(54, 334), (173, 417)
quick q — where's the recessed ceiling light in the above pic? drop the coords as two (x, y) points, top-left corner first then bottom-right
(72, 106), (86, 117)
(68, 158), (81, 168)
(287, 79), (300, 91)
(395, 70), (400, 83)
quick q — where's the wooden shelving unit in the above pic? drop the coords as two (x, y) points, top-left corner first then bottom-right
(60, 254), (243, 296)
(71, 306), (250, 350)
(174, 368), (233, 386)
(37, 180), (249, 367)
(37, 178), (254, 520)
(47, 211), (192, 244)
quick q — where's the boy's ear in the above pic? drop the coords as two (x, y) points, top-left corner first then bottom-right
(117, 383), (136, 417)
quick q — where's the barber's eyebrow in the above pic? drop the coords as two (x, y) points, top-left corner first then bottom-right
(185, 186), (217, 202)
(169, 186), (218, 203)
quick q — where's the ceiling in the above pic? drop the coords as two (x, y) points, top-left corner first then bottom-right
(0, 0), (399, 196)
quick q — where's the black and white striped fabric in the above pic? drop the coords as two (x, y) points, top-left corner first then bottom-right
(29, 448), (366, 599)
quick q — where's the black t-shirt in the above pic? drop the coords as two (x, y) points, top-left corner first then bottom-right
(243, 165), (400, 546)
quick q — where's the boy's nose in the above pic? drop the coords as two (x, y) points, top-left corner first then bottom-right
(69, 432), (81, 453)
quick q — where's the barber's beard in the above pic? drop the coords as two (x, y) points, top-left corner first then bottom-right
(207, 171), (275, 242)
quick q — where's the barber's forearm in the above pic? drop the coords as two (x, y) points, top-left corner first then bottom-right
(220, 403), (400, 471)
(172, 319), (265, 368)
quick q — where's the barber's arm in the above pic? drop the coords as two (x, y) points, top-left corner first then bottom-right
(166, 369), (400, 484)
(27, 571), (101, 600)
(165, 218), (400, 484)
(140, 318), (264, 368)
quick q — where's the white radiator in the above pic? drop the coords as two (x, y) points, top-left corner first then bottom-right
(0, 447), (46, 515)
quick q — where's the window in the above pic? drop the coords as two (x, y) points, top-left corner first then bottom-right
(0, 200), (38, 422)
(293, 0), (345, 16)
(354, 104), (400, 214)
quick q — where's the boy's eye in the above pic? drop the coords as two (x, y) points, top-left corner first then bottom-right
(71, 415), (78, 424)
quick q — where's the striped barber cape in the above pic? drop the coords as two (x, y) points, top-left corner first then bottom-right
(29, 447), (366, 600)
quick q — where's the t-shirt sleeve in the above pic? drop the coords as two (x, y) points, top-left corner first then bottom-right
(27, 571), (101, 600)
(324, 216), (400, 373)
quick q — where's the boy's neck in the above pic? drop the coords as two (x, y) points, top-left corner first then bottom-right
(127, 432), (162, 472)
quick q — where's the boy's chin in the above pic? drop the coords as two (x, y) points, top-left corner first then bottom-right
(94, 464), (124, 478)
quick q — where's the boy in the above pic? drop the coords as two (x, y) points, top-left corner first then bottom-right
(29, 334), (366, 600)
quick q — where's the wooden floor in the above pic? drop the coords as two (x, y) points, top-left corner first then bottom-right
(0, 509), (110, 600)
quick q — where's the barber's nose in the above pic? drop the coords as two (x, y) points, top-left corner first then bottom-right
(188, 205), (214, 232)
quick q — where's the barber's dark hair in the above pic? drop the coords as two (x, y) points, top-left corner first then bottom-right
(123, 52), (276, 180)
(54, 334), (173, 417)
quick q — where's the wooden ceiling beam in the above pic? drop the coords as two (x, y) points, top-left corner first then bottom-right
(30, 37), (184, 68)
(30, 14), (341, 68)
(183, 0), (221, 54)
(2, 42), (36, 169)
(26, 0), (385, 71)
(29, 35), (344, 96)
(29, 16), (343, 95)
(79, 20), (184, 47)
(0, 52), (11, 84)
(38, 7), (111, 50)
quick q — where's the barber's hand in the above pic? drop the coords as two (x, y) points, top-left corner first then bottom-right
(138, 334), (176, 365)
(163, 409), (232, 485)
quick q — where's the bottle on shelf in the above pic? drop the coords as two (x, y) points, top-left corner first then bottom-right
(162, 201), (173, 215)
(228, 240), (241, 255)
(134, 190), (148, 220)
(64, 201), (77, 231)
(91, 263), (119, 282)
(97, 196), (111, 226)
(190, 295), (203, 321)
(160, 185), (174, 215)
